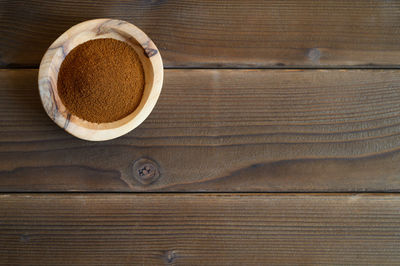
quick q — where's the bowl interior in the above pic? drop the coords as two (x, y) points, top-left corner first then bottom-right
(38, 19), (163, 141)
(51, 21), (154, 130)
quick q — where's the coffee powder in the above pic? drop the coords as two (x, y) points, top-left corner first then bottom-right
(57, 38), (145, 123)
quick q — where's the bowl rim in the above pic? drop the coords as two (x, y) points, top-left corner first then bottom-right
(38, 18), (163, 141)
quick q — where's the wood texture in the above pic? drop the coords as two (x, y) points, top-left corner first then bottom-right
(2, 0), (400, 68)
(38, 18), (164, 141)
(2, 69), (400, 192)
(0, 193), (399, 265)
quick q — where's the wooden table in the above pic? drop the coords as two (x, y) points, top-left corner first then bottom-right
(1, 1), (400, 264)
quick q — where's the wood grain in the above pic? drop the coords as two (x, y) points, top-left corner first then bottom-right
(1, 69), (400, 192)
(2, 0), (400, 68)
(0, 193), (399, 265)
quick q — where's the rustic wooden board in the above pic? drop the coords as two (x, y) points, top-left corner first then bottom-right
(2, 0), (400, 68)
(1, 69), (400, 192)
(0, 193), (399, 265)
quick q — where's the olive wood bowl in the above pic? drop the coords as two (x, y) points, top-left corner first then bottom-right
(38, 19), (163, 141)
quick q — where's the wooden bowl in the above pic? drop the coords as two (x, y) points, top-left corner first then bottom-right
(38, 19), (163, 141)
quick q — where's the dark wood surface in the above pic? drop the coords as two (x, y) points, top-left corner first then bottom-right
(2, 0), (400, 68)
(1, 193), (399, 265)
(1, 1), (400, 264)
(2, 69), (400, 192)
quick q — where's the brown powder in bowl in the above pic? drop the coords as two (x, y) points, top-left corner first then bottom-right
(57, 38), (145, 123)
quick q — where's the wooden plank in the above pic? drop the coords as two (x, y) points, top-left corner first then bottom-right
(1, 0), (400, 68)
(0, 193), (399, 265)
(1, 69), (400, 192)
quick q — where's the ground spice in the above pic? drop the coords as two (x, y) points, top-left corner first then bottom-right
(57, 38), (145, 123)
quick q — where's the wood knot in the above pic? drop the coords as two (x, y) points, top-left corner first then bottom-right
(306, 48), (321, 62)
(20, 234), (30, 243)
(132, 158), (161, 185)
(164, 250), (177, 263)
